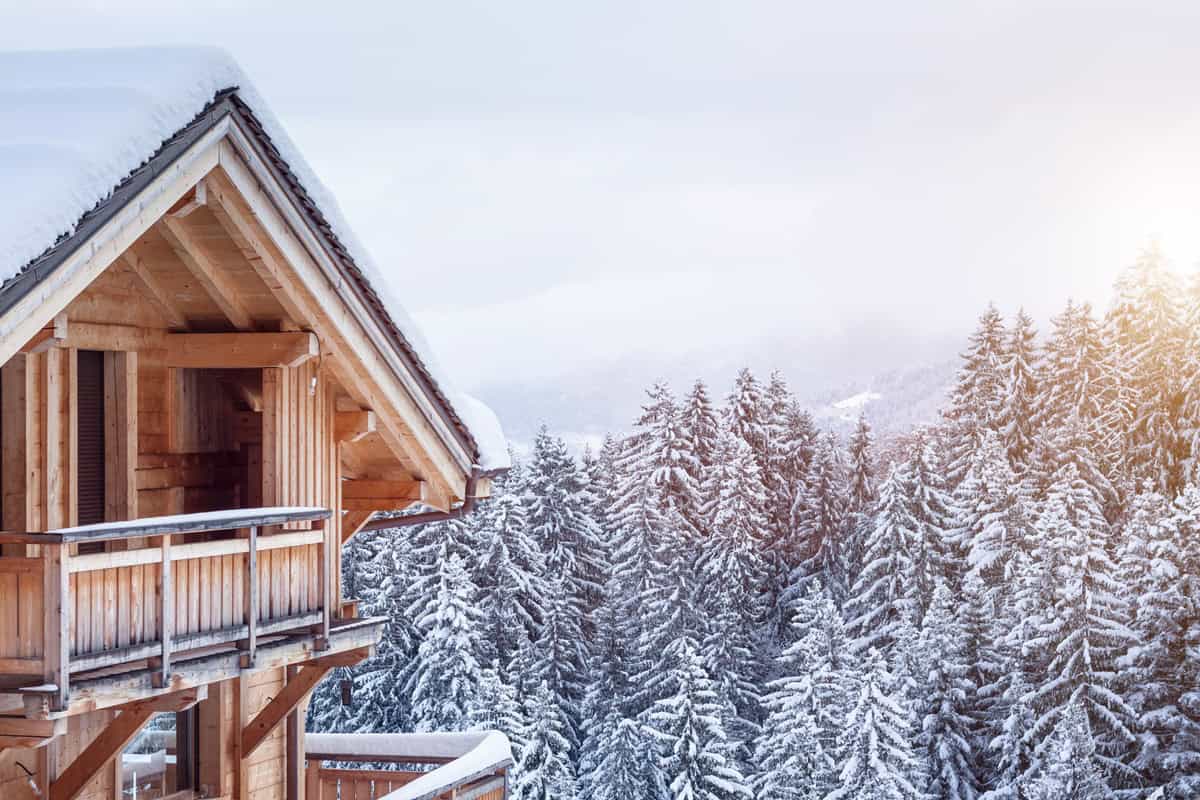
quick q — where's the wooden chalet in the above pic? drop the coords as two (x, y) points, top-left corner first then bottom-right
(0, 49), (511, 800)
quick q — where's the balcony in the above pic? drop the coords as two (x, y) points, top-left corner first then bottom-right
(0, 506), (382, 720)
(305, 731), (513, 800)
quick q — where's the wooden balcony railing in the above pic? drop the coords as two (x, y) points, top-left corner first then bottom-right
(305, 731), (512, 800)
(0, 506), (331, 712)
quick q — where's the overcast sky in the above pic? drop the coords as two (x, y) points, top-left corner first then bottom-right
(4, 1), (1200, 389)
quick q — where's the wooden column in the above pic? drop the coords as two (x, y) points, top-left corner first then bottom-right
(151, 534), (172, 688)
(42, 543), (69, 711)
(2, 356), (33, 551)
(286, 664), (302, 800)
(103, 350), (137, 523)
(240, 526), (258, 668)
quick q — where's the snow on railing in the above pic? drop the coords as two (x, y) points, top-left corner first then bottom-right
(305, 731), (512, 800)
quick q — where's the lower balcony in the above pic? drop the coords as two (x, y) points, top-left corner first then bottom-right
(0, 506), (383, 724)
(305, 731), (513, 800)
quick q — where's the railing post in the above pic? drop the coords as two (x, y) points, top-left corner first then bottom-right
(43, 543), (70, 711)
(153, 533), (172, 688)
(305, 759), (322, 800)
(314, 519), (329, 650)
(242, 525), (258, 668)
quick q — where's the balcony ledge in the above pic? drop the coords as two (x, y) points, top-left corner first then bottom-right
(306, 730), (512, 800)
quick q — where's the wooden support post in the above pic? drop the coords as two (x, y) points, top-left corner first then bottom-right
(103, 350), (138, 524)
(340, 510), (373, 545)
(241, 663), (330, 758)
(152, 534), (172, 688)
(286, 664), (302, 800)
(43, 543), (69, 711)
(315, 519), (329, 648)
(241, 526), (258, 667)
(49, 688), (203, 800)
(305, 758), (322, 800)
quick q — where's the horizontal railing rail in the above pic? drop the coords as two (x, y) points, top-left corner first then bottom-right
(0, 506), (332, 711)
(305, 731), (512, 800)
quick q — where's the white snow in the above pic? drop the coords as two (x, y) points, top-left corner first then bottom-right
(50, 506), (328, 535)
(833, 391), (882, 411)
(0, 47), (508, 472)
(306, 731), (513, 800)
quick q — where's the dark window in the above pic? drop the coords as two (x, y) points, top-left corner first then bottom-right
(76, 350), (105, 526)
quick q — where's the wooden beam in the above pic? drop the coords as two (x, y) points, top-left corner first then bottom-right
(167, 180), (207, 218)
(158, 215), (255, 330)
(56, 322), (161, 352)
(207, 161), (469, 498)
(341, 510), (373, 544)
(241, 663), (329, 758)
(163, 332), (319, 368)
(103, 351), (138, 522)
(0, 717), (65, 741)
(334, 410), (376, 443)
(121, 251), (189, 330)
(341, 479), (425, 501)
(49, 688), (203, 800)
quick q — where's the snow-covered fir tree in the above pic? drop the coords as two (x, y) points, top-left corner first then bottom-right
(647, 638), (752, 800)
(318, 260), (1200, 800)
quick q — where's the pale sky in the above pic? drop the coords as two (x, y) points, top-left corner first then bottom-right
(4, 1), (1200, 391)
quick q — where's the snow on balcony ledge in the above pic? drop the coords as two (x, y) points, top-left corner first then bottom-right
(305, 730), (513, 800)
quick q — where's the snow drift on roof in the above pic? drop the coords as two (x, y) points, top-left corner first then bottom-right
(0, 46), (508, 472)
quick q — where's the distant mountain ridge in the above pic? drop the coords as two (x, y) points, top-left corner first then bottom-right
(473, 325), (961, 453)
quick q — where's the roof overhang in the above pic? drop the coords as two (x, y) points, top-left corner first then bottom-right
(0, 92), (487, 501)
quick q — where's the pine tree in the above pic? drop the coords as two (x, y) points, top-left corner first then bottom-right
(954, 431), (1033, 604)
(1026, 703), (1109, 800)
(472, 661), (527, 746)
(647, 638), (752, 800)
(1105, 244), (1188, 495)
(514, 681), (577, 800)
(529, 576), (587, 751)
(727, 368), (769, 473)
(681, 378), (721, 484)
(406, 548), (484, 732)
(580, 712), (663, 800)
(699, 430), (771, 628)
(945, 304), (1008, 484)
(845, 413), (877, 576)
(1027, 464), (1137, 786)
(827, 647), (925, 800)
(920, 584), (980, 800)
(526, 427), (605, 607)
(475, 480), (545, 667)
(793, 431), (850, 600)
(998, 309), (1040, 471)
(776, 582), (859, 765)
(845, 465), (917, 653)
(906, 437), (956, 615)
(1031, 301), (1114, 491)
(1123, 484), (1200, 796)
(753, 694), (828, 800)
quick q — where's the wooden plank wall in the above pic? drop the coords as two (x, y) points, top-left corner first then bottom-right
(244, 667), (287, 800)
(0, 558), (44, 668)
(262, 359), (341, 607)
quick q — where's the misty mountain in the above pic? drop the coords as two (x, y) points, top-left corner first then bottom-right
(475, 323), (961, 452)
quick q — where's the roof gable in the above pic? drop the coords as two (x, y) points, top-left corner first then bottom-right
(0, 47), (508, 476)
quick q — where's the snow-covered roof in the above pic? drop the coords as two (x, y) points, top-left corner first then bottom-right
(306, 731), (512, 800)
(0, 47), (509, 472)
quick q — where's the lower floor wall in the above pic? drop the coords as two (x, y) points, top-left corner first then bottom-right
(0, 667), (298, 800)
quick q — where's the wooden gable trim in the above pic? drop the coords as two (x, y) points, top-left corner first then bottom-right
(212, 131), (473, 497)
(0, 117), (229, 368)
